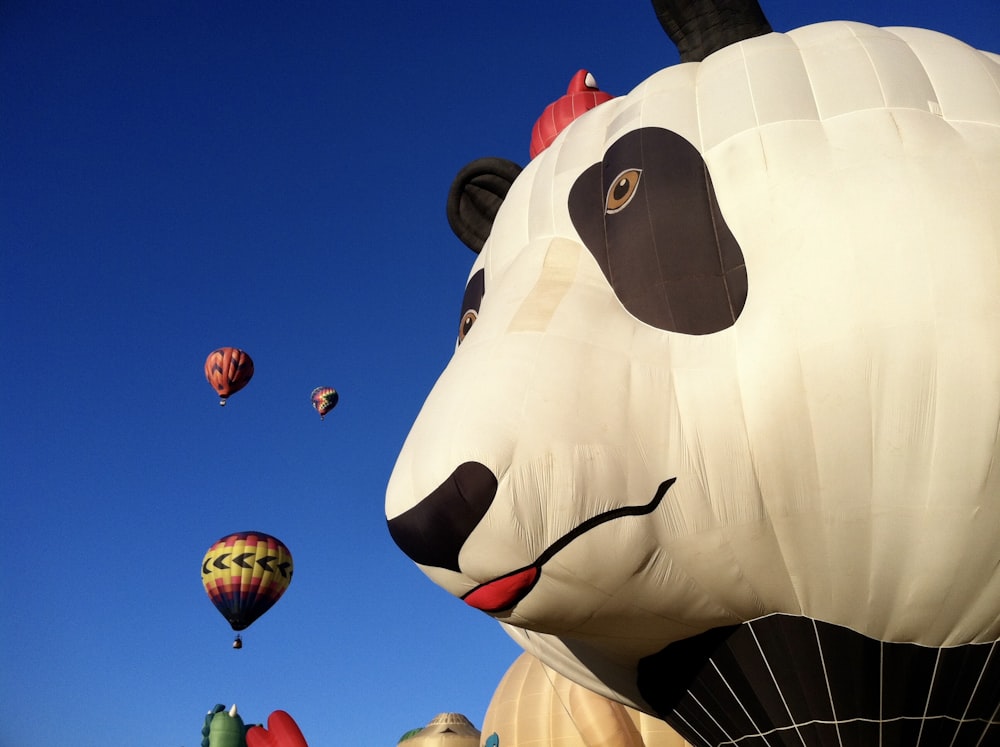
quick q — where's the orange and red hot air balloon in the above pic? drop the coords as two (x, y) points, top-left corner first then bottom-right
(204, 347), (254, 406)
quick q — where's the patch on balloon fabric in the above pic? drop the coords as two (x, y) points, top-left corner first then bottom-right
(569, 127), (747, 335)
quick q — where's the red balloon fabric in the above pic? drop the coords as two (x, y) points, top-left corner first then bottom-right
(204, 347), (254, 405)
(246, 711), (309, 747)
(529, 69), (614, 159)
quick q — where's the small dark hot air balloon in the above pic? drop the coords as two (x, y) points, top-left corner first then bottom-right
(204, 347), (254, 406)
(201, 531), (292, 648)
(310, 387), (338, 420)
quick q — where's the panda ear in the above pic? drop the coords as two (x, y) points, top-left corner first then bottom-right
(446, 157), (523, 254)
(651, 0), (772, 62)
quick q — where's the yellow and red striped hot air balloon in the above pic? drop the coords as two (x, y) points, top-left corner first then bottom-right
(201, 531), (292, 649)
(204, 347), (254, 406)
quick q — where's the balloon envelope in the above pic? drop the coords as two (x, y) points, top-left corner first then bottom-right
(386, 15), (1000, 747)
(201, 531), (292, 632)
(483, 653), (692, 747)
(205, 347), (254, 405)
(399, 713), (480, 747)
(246, 710), (309, 747)
(310, 387), (338, 419)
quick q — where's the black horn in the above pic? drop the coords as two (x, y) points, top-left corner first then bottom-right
(446, 157), (523, 254)
(651, 0), (772, 62)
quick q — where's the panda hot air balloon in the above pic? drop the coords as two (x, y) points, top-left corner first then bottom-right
(204, 347), (254, 406)
(201, 532), (292, 649)
(385, 0), (1000, 745)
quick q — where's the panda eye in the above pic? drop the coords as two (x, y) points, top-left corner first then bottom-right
(606, 168), (642, 214)
(458, 310), (478, 344)
(457, 268), (485, 346)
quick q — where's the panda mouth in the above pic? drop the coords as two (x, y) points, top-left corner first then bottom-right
(460, 478), (676, 613)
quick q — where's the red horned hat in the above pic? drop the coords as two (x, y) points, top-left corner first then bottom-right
(529, 69), (614, 159)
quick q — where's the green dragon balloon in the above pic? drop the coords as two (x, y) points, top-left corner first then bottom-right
(202, 704), (254, 747)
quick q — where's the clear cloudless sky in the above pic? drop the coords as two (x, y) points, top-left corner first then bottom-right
(2, 1), (997, 746)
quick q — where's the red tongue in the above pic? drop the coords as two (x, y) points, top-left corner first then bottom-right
(462, 567), (539, 612)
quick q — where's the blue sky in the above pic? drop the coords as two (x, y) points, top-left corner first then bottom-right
(2, 1), (997, 746)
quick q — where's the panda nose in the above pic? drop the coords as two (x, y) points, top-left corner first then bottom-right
(386, 462), (498, 572)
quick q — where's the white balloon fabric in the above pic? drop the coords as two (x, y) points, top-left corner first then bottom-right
(387, 16), (1000, 747)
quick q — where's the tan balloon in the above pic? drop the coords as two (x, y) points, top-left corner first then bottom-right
(402, 713), (481, 747)
(482, 654), (692, 747)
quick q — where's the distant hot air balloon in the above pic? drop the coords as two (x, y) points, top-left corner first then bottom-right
(310, 387), (338, 420)
(201, 531), (293, 648)
(205, 348), (254, 406)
